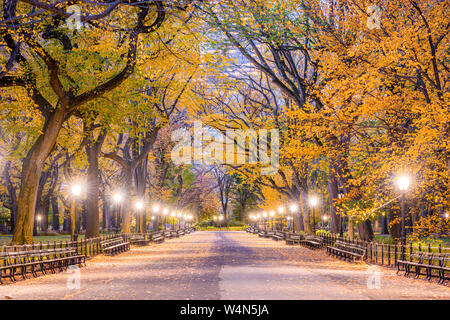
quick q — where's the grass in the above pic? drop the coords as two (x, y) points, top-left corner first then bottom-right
(0, 234), (86, 245)
(374, 233), (450, 246)
(374, 234), (395, 244)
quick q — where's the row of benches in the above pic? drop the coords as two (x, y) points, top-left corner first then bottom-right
(246, 227), (449, 284)
(129, 231), (168, 246)
(101, 238), (131, 256)
(397, 251), (449, 284)
(256, 229), (287, 241)
(108, 227), (196, 255)
(299, 235), (325, 250)
(0, 248), (85, 284)
(163, 227), (196, 239)
(0, 228), (196, 285)
(326, 240), (449, 284)
(250, 228), (325, 249)
(246, 227), (259, 234)
(247, 228), (363, 259)
(326, 240), (365, 262)
(248, 228), (301, 245)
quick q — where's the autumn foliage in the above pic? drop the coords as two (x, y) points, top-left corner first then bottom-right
(0, 0), (448, 244)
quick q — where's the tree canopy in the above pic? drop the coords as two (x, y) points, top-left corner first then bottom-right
(0, 0), (448, 244)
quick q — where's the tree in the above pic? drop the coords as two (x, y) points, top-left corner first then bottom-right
(1, 1), (196, 244)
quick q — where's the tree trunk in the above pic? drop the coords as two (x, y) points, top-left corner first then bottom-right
(135, 157), (147, 233)
(381, 215), (389, 234)
(334, 133), (375, 241)
(63, 208), (70, 232)
(406, 205), (413, 236)
(85, 125), (106, 238)
(12, 108), (67, 244)
(42, 197), (50, 231)
(388, 210), (401, 242)
(348, 217), (354, 240)
(296, 210), (304, 232)
(152, 216), (160, 231)
(85, 142), (100, 238)
(73, 201), (79, 234)
(81, 202), (87, 232)
(121, 169), (133, 233)
(239, 202), (246, 222)
(35, 170), (48, 231)
(357, 219), (375, 241)
(300, 191), (312, 234)
(327, 164), (341, 234)
(51, 196), (60, 231)
(102, 195), (110, 231)
(4, 160), (18, 234)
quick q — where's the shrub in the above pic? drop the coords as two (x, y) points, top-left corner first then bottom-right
(196, 220), (214, 227)
(315, 229), (330, 236)
(37, 231), (59, 236)
(411, 238), (444, 247)
(228, 220), (245, 227)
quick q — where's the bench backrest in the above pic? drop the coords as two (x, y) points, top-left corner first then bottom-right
(306, 235), (322, 242)
(102, 237), (123, 243)
(334, 241), (365, 255)
(1, 248), (77, 266)
(412, 252), (449, 266)
(101, 238), (123, 247)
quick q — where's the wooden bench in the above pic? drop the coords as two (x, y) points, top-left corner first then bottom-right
(272, 231), (286, 241)
(151, 232), (165, 243)
(163, 230), (175, 238)
(299, 235), (324, 250)
(130, 235), (151, 246)
(285, 233), (303, 245)
(326, 240), (365, 262)
(101, 238), (130, 256)
(186, 227), (195, 234)
(177, 229), (185, 236)
(263, 231), (275, 238)
(0, 248), (85, 284)
(246, 226), (258, 233)
(397, 252), (449, 284)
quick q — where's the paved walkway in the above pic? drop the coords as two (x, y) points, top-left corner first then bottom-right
(0, 231), (449, 299)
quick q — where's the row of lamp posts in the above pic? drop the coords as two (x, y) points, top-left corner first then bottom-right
(47, 182), (194, 241)
(112, 193), (194, 234)
(249, 199), (328, 233)
(249, 204), (299, 232)
(247, 174), (414, 247)
(34, 173), (438, 250)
